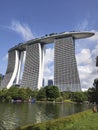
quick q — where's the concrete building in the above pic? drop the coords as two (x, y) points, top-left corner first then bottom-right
(96, 56), (98, 67)
(48, 79), (53, 86)
(0, 31), (94, 91)
(54, 37), (80, 91)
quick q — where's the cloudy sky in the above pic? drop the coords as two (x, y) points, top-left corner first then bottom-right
(0, 0), (98, 90)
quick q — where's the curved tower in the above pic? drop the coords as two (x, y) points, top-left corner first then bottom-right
(21, 43), (45, 90)
(1, 50), (19, 89)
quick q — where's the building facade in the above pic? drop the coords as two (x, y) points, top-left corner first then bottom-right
(21, 43), (45, 90)
(54, 37), (80, 91)
(48, 79), (53, 86)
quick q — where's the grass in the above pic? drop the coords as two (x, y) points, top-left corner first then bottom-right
(64, 99), (75, 103)
(14, 109), (98, 130)
(65, 112), (98, 130)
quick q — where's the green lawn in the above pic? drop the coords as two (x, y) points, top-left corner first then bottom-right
(65, 112), (98, 130)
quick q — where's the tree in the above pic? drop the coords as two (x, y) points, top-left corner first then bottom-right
(18, 88), (29, 100)
(93, 78), (98, 104)
(31, 89), (38, 98)
(45, 86), (60, 100)
(88, 87), (96, 103)
(72, 92), (88, 103)
(7, 86), (19, 99)
(37, 88), (46, 100)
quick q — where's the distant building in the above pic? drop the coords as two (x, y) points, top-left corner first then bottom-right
(42, 78), (45, 87)
(48, 79), (53, 86)
(96, 56), (98, 66)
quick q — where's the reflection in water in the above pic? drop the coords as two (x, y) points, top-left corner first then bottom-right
(0, 102), (90, 130)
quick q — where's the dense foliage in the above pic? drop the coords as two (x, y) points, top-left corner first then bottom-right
(0, 85), (89, 103)
(71, 92), (88, 102)
(45, 86), (60, 100)
(61, 91), (88, 103)
(0, 86), (38, 102)
(0, 86), (60, 102)
(36, 87), (46, 100)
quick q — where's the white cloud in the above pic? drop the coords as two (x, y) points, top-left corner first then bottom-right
(44, 48), (54, 65)
(76, 49), (92, 65)
(44, 47), (54, 85)
(76, 32), (98, 90)
(8, 20), (34, 41)
(75, 19), (98, 90)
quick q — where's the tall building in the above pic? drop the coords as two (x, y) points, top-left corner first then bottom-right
(1, 50), (24, 89)
(21, 43), (45, 90)
(48, 79), (53, 86)
(54, 37), (80, 91)
(96, 56), (98, 67)
(0, 31), (94, 91)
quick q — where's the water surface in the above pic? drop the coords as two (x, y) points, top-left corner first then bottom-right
(0, 102), (90, 130)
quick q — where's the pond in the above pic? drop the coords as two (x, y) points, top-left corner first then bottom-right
(0, 102), (90, 130)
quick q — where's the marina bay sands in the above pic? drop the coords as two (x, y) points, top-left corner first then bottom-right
(1, 31), (94, 92)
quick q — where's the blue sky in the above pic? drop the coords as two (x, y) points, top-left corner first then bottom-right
(0, 0), (98, 90)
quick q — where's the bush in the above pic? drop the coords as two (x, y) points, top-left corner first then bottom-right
(55, 96), (63, 102)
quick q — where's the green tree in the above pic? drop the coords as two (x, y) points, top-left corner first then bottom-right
(45, 86), (60, 100)
(31, 89), (38, 98)
(93, 78), (98, 104)
(6, 95), (12, 102)
(88, 87), (96, 103)
(61, 91), (72, 100)
(37, 87), (46, 100)
(72, 92), (88, 103)
(18, 88), (29, 100)
(7, 86), (19, 99)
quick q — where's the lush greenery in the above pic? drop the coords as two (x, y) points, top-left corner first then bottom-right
(0, 86), (60, 102)
(1, 78), (98, 103)
(36, 85), (60, 101)
(61, 91), (88, 103)
(0, 87), (36, 102)
(14, 109), (97, 130)
(0, 85), (90, 103)
(45, 85), (60, 100)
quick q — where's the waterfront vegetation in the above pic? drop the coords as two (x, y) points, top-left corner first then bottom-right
(14, 109), (98, 130)
(0, 81), (98, 104)
(0, 86), (89, 103)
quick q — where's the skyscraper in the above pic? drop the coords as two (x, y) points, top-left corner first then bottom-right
(48, 79), (53, 86)
(21, 43), (45, 90)
(54, 37), (80, 92)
